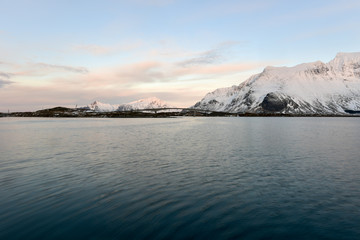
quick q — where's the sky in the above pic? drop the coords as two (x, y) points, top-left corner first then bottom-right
(1, 0), (360, 111)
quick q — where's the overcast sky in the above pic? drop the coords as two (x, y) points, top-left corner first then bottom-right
(1, 0), (360, 111)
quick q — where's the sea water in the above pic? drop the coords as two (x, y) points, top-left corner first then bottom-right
(0, 117), (359, 239)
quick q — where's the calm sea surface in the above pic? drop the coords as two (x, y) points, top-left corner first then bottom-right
(0, 117), (360, 240)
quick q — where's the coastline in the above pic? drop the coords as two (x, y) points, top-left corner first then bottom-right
(1, 107), (359, 118)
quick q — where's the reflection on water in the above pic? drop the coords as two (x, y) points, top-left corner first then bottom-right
(1, 117), (360, 239)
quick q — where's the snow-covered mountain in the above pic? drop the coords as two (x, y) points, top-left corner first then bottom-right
(193, 52), (360, 114)
(87, 97), (174, 112)
(88, 101), (120, 112)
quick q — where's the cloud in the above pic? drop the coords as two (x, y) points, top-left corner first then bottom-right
(116, 61), (164, 82)
(0, 71), (14, 79)
(34, 63), (89, 74)
(178, 49), (222, 67)
(177, 41), (240, 67)
(0, 71), (15, 87)
(0, 60), (89, 78)
(0, 79), (13, 87)
(83, 61), (164, 89)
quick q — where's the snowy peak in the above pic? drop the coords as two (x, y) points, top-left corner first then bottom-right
(328, 52), (360, 77)
(333, 52), (360, 63)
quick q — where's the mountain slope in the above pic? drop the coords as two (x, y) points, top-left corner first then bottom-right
(193, 52), (360, 114)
